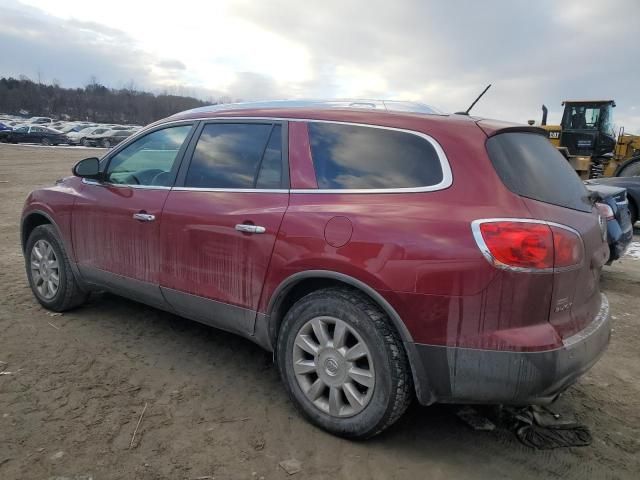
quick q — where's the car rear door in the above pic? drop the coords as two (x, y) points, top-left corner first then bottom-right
(71, 122), (196, 307)
(159, 120), (289, 336)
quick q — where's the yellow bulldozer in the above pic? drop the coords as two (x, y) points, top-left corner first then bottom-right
(535, 100), (640, 179)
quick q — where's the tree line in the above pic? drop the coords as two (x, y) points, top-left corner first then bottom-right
(0, 76), (221, 125)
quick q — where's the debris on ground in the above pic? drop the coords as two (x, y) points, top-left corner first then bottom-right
(503, 405), (592, 449)
(456, 406), (496, 431)
(455, 405), (592, 449)
(279, 458), (302, 475)
(50, 451), (65, 460)
(129, 402), (148, 449)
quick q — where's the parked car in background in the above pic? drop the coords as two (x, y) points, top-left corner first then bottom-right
(83, 128), (127, 147)
(87, 129), (134, 148)
(584, 183), (633, 262)
(67, 127), (108, 146)
(0, 121), (11, 131)
(4, 125), (68, 145)
(56, 124), (83, 134)
(586, 177), (640, 227)
(21, 101), (611, 439)
(27, 117), (53, 125)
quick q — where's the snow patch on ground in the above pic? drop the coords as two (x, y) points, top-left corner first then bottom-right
(624, 241), (640, 260)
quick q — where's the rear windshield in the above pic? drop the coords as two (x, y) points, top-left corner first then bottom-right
(486, 132), (591, 212)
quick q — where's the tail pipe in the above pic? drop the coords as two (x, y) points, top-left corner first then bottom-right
(541, 105), (548, 126)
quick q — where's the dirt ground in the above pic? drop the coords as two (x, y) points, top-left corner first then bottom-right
(1, 143), (639, 480)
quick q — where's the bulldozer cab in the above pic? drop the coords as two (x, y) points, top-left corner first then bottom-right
(560, 100), (617, 157)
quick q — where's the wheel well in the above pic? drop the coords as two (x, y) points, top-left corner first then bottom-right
(268, 275), (412, 347)
(269, 277), (344, 344)
(21, 213), (51, 252)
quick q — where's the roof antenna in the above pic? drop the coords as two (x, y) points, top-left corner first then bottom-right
(456, 84), (492, 115)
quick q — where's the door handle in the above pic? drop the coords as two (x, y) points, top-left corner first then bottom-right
(133, 213), (156, 222)
(235, 224), (266, 234)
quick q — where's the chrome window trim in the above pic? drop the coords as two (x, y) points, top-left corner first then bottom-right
(293, 121), (452, 194)
(171, 186), (288, 194)
(471, 218), (584, 274)
(164, 116), (452, 194)
(106, 116), (451, 194)
(81, 178), (172, 190)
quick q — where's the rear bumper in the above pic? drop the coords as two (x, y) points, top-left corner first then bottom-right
(410, 294), (611, 405)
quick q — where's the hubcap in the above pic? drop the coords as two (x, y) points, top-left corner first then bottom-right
(30, 239), (60, 300)
(292, 316), (375, 417)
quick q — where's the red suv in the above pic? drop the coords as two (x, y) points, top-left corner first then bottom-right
(21, 101), (611, 438)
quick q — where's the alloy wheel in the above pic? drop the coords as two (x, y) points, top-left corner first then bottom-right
(30, 239), (60, 300)
(292, 316), (375, 417)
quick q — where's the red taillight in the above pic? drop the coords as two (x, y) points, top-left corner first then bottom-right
(550, 225), (583, 267)
(473, 220), (582, 271)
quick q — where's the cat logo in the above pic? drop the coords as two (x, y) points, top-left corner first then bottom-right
(548, 131), (560, 139)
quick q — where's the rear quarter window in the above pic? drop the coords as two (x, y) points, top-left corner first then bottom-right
(308, 122), (445, 190)
(486, 132), (592, 212)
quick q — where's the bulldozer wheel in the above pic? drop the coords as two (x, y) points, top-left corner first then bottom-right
(616, 157), (640, 177)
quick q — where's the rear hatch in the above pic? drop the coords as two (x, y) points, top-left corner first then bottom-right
(482, 125), (609, 339)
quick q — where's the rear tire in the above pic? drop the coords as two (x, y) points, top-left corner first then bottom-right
(41, 137), (51, 146)
(25, 225), (88, 312)
(277, 287), (413, 439)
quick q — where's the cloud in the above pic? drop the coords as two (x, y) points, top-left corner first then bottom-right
(2, 0), (639, 132)
(0, 2), (150, 88)
(230, 0), (640, 130)
(156, 60), (187, 71)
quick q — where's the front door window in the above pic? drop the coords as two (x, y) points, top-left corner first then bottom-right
(105, 125), (192, 187)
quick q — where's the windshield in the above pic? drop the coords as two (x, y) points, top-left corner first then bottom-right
(600, 104), (614, 136)
(561, 103), (614, 132)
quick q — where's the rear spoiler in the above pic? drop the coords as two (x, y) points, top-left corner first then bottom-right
(475, 119), (547, 138)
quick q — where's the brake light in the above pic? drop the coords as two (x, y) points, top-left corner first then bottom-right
(595, 202), (614, 221)
(550, 225), (583, 267)
(472, 220), (583, 271)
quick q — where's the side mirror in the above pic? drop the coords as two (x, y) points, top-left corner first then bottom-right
(72, 157), (101, 179)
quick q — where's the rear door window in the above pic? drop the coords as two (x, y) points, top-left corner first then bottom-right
(486, 132), (591, 212)
(184, 123), (283, 189)
(307, 122), (444, 190)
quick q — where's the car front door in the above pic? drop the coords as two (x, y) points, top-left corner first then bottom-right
(72, 122), (195, 307)
(160, 120), (289, 336)
(12, 126), (29, 142)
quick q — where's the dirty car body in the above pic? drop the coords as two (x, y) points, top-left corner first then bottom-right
(21, 101), (611, 438)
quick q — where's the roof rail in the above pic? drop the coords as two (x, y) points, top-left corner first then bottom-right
(174, 99), (444, 117)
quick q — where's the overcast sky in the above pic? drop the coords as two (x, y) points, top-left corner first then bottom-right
(1, 0), (639, 131)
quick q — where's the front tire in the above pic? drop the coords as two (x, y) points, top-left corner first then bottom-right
(277, 287), (412, 439)
(25, 225), (88, 311)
